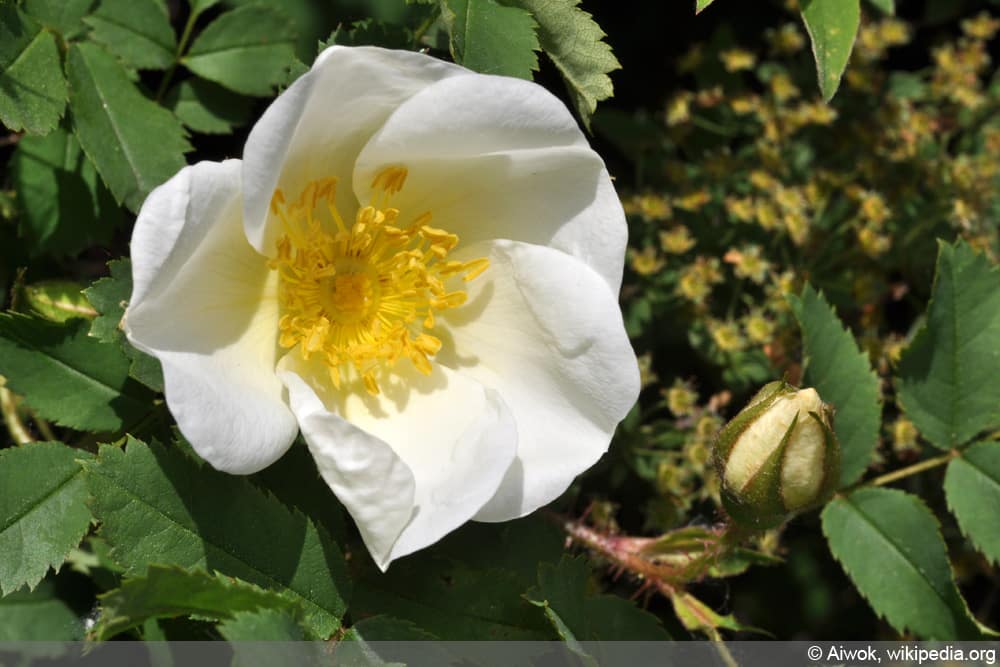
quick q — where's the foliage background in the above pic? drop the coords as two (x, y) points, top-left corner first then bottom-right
(0, 0), (999, 646)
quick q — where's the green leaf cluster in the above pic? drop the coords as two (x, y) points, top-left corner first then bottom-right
(802, 241), (1000, 639)
(433, 0), (619, 127)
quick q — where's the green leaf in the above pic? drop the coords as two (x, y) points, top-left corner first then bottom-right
(499, 0), (620, 129)
(84, 259), (164, 392)
(84, 0), (177, 70)
(218, 608), (308, 641)
(0, 314), (154, 432)
(349, 615), (439, 641)
(183, 5), (298, 96)
(897, 241), (1000, 450)
(189, 0), (223, 17)
(800, 0), (860, 101)
(93, 564), (298, 640)
(67, 42), (190, 212)
(353, 558), (551, 639)
(440, 0), (539, 79)
(0, 5), (68, 135)
(83, 259), (130, 344)
(944, 442), (1000, 565)
(867, 0), (894, 13)
(84, 438), (350, 638)
(22, 0), (95, 39)
(329, 19), (414, 49)
(250, 442), (346, 543)
(20, 281), (97, 323)
(707, 547), (783, 578)
(0, 442), (92, 596)
(822, 487), (984, 639)
(788, 284), (881, 486)
(11, 127), (123, 257)
(163, 78), (252, 135)
(695, 0), (716, 13)
(527, 555), (671, 641)
(670, 591), (771, 636)
(0, 581), (83, 641)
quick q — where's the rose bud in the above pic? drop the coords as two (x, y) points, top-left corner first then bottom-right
(714, 381), (840, 529)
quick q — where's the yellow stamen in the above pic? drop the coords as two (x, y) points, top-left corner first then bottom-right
(268, 166), (488, 395)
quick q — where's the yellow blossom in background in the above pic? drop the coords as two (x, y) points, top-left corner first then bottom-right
(696, 87), (725, 108)
(754, 199), (781, 231)
(725, 245), (772, 284)
(637, 353), (659, 389)
(784, 209), (811, 246)
(708, 318), (746, 352)
(674, 189), (712, 212)
(890, 418), (920, 457)
(962, 12), (1000, 40)
(769, 72), (800, 103)
(720, 48), (757, 72)
(634, 193), (672, 221)
(952, 198), (976, 228)
(750, 170), (779, 191)
(984, 127), (1000, 154)
(685, 437), (711, 470)
(629, 246), (665, 276)
(787, 102), (837, 128)
(882, 335), (906, 367)
(666, 92), (693, 126)
(858, 225), (892, 257)
(767, 23), (806, 54)
(659, 225), (696, 254)
(730, 95), (760, 115)
(666, 379), (699, 417)
(766, 270), (798, 311)
(856, 18), (911, 62)
(743, 310), (776, 345)
(775, 186), (806, 213)
(859, 191), (891, 225)
(725, 196), (756, 223)
(695, 414), (723, 442)
(677, 256), (724, 303)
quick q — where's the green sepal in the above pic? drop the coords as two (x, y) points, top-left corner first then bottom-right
(809, 408), (841, 511)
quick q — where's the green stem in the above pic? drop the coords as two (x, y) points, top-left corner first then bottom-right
(31, 412), (56, 441)
(690, 114), (739, 137)
(861, 451), (956, 489)
(709, 632), (739, 667)
(155, 8), (200, 102)
(1, 381), (33, 445)
(411, 11), (439, 48)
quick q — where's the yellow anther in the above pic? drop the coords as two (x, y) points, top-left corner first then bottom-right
(268, 167), (488, 395)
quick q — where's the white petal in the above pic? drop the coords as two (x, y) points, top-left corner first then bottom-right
(278, 354), (517, 569)
(125, 160), (297, 474)
(352, 74), (626, 291)
(437, 240), (640, 521)
(280, 368), (416, 570)
(242, 45), (469, 256)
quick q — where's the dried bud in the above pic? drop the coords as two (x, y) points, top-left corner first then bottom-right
(714, 381), (840, 529)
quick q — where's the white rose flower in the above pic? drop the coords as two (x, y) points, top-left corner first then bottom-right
(124, 45), (639, 570)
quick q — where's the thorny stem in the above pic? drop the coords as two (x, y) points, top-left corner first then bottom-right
(559, 515), (748, 652)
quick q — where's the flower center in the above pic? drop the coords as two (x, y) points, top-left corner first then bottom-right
(268, 167), (489, 396)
